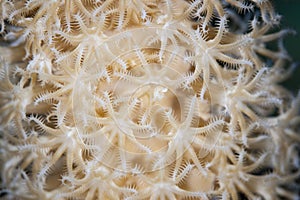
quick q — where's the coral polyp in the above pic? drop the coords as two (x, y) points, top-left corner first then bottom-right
(0, 0), (299, 199)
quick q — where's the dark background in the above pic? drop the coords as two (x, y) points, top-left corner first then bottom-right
(273, 0), (300, 94)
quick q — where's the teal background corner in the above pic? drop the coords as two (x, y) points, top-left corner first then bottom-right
(274, 0), (300, 94)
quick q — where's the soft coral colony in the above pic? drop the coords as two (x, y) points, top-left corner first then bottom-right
(0, 0), (300, 199)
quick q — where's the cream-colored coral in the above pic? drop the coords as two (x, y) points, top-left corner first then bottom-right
(0, 0), (299, 200)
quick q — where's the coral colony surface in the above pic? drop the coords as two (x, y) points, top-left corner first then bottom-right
(0, 0), (300, 199)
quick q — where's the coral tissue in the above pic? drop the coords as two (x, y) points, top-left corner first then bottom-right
(0, 0), (299, 199)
